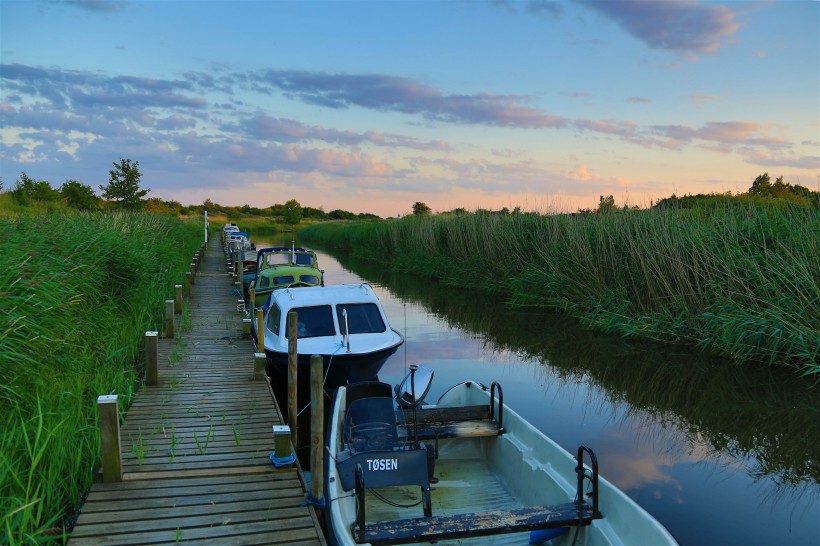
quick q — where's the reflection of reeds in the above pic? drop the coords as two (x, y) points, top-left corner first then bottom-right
(302, 203), (819, 376)
(323, 243), (819, 499)
(0, 212), (203, 542)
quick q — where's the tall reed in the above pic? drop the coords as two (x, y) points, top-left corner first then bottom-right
(0, 212), (203, 543)
(301, 202), (819, 376)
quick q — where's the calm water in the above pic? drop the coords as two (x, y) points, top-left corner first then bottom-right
(258, 236), (819, 546)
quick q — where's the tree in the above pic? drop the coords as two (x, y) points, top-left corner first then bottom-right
(597, 195), (616, 213)
(61, 180), (99, 210)
(99, 159), (148, 210)
(412, 201), (431, 215)
(749, 173), (771, 197)
(282, 198), (303, 226)
(12, 172), (60, 204)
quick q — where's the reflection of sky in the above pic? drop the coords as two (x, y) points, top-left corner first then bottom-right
(280, 242), (820, 546)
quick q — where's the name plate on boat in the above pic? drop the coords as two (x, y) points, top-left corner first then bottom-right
(337, 445), (429, 491)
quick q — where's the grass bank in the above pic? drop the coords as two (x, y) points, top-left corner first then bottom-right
(300, 202), (819, 378)
(0, 212), (204, 543)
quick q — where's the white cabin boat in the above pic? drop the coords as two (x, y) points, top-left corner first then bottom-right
(255, 284), (403, 389)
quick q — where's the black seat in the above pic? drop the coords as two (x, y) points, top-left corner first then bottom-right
(345, 381), (393, 410)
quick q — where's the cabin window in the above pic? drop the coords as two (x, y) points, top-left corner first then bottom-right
(266, 304), (281, 336)
(258, 276), (270, 289)
(273, 275), (295, 285)
(285, 305), (335, 339)
(266, 253), (291, 266)
(300, 275), (320, 285)
(295, 253), (314, 266)
(336, 303), (386, 334)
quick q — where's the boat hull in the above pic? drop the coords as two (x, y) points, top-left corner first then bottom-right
(264, 343), (400, 390)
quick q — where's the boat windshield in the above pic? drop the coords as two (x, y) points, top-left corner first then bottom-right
(344, 397), (407, 453)
(337, 303), (386, 334)
(294, 253), (315, 266)
(285, 305), (336, 339)
(265, 253), (291, 266)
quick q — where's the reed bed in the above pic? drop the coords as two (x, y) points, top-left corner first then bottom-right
(0, 212), (203, 543)
(300, 202), (819, 377)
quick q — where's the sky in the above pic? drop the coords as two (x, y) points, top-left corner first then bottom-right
(1, 0), (818, 217)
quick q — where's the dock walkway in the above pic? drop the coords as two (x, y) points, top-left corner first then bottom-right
(70, 237), (325, 545)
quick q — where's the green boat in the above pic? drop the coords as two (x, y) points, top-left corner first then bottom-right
(249, 246), (324, 307)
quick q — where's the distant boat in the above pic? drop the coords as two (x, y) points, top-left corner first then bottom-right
(324, 369), (679, 546)
(247, 246), (324, 306)
(255, 283), (403, 389)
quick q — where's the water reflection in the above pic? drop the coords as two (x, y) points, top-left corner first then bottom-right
(339, 251), (818, 491)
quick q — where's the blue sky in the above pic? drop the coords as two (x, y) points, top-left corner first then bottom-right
(1, 0), (818, 216)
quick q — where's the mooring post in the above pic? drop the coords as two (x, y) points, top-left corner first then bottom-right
(249, 287), (256, 318)
(98, 395), (122, 483)
(189, 262), (196, 285)
(164, 300), (175, 338)
(174, 284), (183, 314)
(192, 255), (198, 276)
(256, 309), (265, 354)
(254, 352), (266, 381)
(310, 354), (324, 504)
(184, 272), (192, 297)
(145, 331), (158, 385)
(238, 257), (244, 290)
(287, 312), (298, 450)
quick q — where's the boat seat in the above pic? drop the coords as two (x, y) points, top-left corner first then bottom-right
(359, 502), (600, 545)
(345, 381), (393, 410)
(402, 405), (501, 440)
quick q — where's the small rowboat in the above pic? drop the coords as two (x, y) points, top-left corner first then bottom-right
(324, 369), (678, 545)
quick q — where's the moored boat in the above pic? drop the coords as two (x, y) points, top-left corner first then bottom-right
(255, 283), (403, 389)
(247, 246), (324, 306)
(324, 369), (679, 545)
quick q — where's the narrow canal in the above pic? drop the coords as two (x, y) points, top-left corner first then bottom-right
(258, 236), (819, 546)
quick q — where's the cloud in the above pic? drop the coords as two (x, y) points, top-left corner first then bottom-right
(230, 113), (452, 151)
(578, 0), (745, 57)
(56, 0), (128, 13)
(253, 69), (568, 128)
(488, 0), (564, 18)
(626, 96), (651, 104)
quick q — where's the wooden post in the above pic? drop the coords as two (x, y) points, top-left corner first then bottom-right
(145, 331), (158, 386)
(189, 262), (196, 285)
(287, 312), (298, 450)
(254, 352), (266, 381)
(164, 300), (175, 338)
(184, 272), (192, 297)
(310, 354), (324, 503)
(98, 395), (122, 483)
(192, 255), (198, 276)
(256, 309), (265, 353)
(174, 284), (183, 314)
(249, 287), (256, 318)
(238, 257), (244, 290)
(243, 318), (252, 336)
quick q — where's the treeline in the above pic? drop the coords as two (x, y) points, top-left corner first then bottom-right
(0, 169), (382, 221)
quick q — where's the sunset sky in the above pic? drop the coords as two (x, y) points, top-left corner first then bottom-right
(1, 0), (818, 217)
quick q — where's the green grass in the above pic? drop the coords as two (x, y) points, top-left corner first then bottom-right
(300, 201), (819, 377)
(0, 211), (203, 543)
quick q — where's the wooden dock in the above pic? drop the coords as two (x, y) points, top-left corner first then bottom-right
(70, 237), (325, 545)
